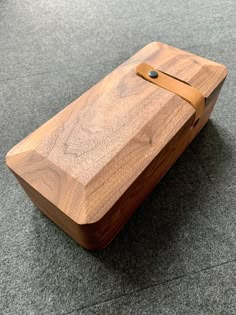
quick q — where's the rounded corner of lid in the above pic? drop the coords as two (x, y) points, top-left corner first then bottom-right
(74, 212), (104, 226)
(5, 146), (20, 170)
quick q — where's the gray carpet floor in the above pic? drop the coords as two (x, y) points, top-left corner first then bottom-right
(0, 1), (236, 314)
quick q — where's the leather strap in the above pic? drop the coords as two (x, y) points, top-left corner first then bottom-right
(136, 63), (205, 124)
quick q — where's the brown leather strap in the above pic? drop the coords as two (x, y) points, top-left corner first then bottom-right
(136, 63), (205, 124)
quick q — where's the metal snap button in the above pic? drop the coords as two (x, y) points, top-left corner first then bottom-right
(148, 70), (158, 78)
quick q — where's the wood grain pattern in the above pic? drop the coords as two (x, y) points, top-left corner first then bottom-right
(6, 42), (227, 249)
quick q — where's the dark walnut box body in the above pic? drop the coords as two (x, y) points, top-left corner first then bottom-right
(6, 42), (227, 250)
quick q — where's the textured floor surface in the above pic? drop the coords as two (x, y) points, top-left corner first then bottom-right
(0, 1), (236, 314)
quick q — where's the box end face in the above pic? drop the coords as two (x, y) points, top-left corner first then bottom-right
(5, 145), (107, 227)
(13, 172), (114, 250)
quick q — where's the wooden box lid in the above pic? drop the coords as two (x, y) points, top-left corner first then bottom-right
(6, 42), (227, 232)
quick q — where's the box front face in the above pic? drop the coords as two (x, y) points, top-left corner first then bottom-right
(6, 42), (227, 248)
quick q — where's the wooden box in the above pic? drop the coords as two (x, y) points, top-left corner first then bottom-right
(6, 42), (227, 250)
